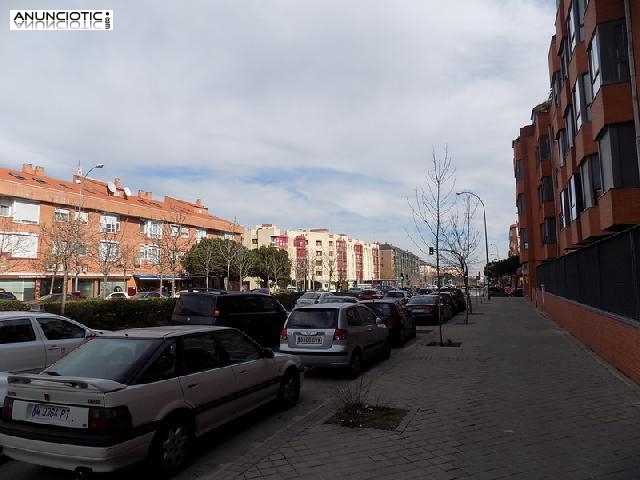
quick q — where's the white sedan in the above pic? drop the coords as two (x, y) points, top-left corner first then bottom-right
(0, 325), (303, 476)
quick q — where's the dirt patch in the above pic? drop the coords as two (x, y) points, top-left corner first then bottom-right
(326, 405), (409, 430)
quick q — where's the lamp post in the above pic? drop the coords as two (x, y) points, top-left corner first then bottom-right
(77, 163), (104, 213)
(456, 190), (490, 300)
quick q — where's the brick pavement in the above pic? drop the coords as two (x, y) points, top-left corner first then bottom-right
(187, 298), (640, 480)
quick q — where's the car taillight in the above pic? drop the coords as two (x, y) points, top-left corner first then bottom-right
(280, 328), (288, 341)
(88, 406), (132, 433)
(2, 397), (14, 419)
(333, 328), (348, 341)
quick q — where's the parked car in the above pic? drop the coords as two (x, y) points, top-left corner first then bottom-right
(131, 291), (170, 300)
(0, 292), (17, 300)
(171, 292), (288, 347)
(105, 291), (129, 300)
(0, 325), (303, 476)
(0, 311), (108, 374)
(251, 288), (271, 295)
(405, 294), (452, 325)
(439, 287), (466, 312)
(280, 303), (390, 377)
(25, 292), (86, 309)
(294, 291), (334, 308)
(438, 292), (458, 316)
(383, 289), (410, 303)
(317, 295), (357, 304)
(356, 289), (383, 301)
(510, 287), (524, 297)
(359, 299), (415, 346)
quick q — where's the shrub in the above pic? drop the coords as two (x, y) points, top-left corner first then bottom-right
(0, 300), (31, 311)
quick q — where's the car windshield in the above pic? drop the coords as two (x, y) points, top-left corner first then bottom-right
(365, 303), (392, 316)
(44, 337), (161, 382)
(287, 309), (339, 329)
(174, 295), (215, 316)
(408, 295), (438, 305)
(300, 292), (320, 300)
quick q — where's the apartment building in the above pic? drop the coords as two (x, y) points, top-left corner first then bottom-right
(513, 0), (640, 382)
(0, 164), (242, 299)
(378, 243), (423, 287)
(243, 224), (380, 289)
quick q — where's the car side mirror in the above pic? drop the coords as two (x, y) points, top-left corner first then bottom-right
(376, 317), (386, 326)
(261, 348), (275, 359)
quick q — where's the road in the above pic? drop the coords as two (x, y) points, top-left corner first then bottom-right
(0, 353), (397, 480)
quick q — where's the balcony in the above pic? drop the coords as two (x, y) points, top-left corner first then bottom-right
(599, 188), (640, 231)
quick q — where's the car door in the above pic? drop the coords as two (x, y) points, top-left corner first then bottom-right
(0, 317), (46, 372)
(214, 329), (279, 416)
(178, 332), (237, 435)
(356, 305), (387, 359)
(35, 316), (89, 366)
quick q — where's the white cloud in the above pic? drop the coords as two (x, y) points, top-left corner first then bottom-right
(1, 0), (556, 270)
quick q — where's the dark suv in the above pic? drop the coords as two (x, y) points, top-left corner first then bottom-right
(171, 292), (288, 347)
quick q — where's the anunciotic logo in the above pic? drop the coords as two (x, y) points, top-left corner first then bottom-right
(10, 10), (113, 30)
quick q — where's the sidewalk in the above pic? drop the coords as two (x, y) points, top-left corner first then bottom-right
(199, 298), (640, 480)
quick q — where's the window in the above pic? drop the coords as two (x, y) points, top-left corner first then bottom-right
(54, 208), (70, 222)
(560, 39), (569, 87)
(567, 3), (577, 53)
(329, 241), (333, 247)
(541, 218), (557, 245)
(346, 308), (361, 327)
(315, 270), (322, 276)
(73, 243), (87, 256)
(170, 224), (180, 237)
(0, 233), (38, 258)
(0, 318), (36, 344)
(180, 227), (189, 238)
(598, 123), (640, 191)
(37, 317), (85, 340)
(552, 72), (561, 108)
(316, 251), (322, 257)
(12, 200), (39, 224)
(182, 334), (223, 373)
(196, 229), (207, 242)
(329, 251), (333, 256)
(100, 240), (119, 261)
(557, 129), (568, 166)
(564, 106), (575, 147)
(315, 260), (322, 266)
(514, 159), (523, 180)
(0, 198), (11, 217)
(540, 176), (554, 203)
(138, 341), (177, 383)
(74, 211), (88, 224)
(539, 135), (551, 161)
(101, 214), (120, 233)
(519, 228), (529, 250)
(141, 220), (162, 238)
(559, 189), (570, 228)
(516, 194), (525, 215)
(315, 240), (322, 246)
(573, 74), (593, 131)
(579, 154), (602, 208)
(568, 174), (583, 221)
(214, 329), (261, 363)
(139, 244), (160, 263)
(589, 20), (630, 98)
(356, 305), (377, 326)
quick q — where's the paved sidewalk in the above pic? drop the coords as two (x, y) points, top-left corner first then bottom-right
(190, 298), (640, 480)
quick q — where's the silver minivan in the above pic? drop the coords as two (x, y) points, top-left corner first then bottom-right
(279, 303), (390, 377)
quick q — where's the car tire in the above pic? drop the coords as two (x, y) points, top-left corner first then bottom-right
(149, 416), (192, 477)
(347, 351), (362, 378)
(277, 369), (300, 410)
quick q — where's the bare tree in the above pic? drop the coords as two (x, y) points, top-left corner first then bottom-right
(232, 244), (253, 291)
(157, 212), (193, 296)
(408, 146), (456, 345)
(215, 238), (239, 291)
(322, 251), (338, 291)
(91, 221), (129, 298)
(295, 256), (310, 291)
(117, 241), (138, 295)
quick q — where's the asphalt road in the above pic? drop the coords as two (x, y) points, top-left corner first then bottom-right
(0, 357), (391, 480)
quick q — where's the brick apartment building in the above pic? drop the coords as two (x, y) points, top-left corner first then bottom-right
(0, 164), (242, 300)
(513, 0), (640, 382)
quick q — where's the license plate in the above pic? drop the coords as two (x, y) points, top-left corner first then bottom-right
(31, 404), (71, 423)
(296, 336), (322, 345)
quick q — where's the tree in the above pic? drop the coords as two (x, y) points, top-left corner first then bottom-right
(39, 218), (94, 314)
(322, 251), (338, 291)
(183, 238), (222, 288)
(295, 255), (310, 291)
(408, 145), (456, 345)
(157, 213), (193, 295)
(250, 246), (291, 291)
(91, 222), (129, 298)
(214, 238), (240, 291)
(232, 243), (253, 291)
(486, 255), (520, 284)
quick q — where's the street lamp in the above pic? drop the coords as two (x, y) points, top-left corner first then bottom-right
(77, 163), (104, 213)
(456, 190), (490, 300)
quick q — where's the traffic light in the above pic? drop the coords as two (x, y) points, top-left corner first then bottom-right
(429, 246), (434, 255)
(400, 272), (405, 281)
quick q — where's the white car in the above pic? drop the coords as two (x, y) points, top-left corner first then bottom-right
(0, 325), (303, 476)
(105, 291), (129, 300)
(0, 311), (107, 374)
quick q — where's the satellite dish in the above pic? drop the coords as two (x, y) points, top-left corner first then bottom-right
(123, 187), (132, 197)
(107, 182), (117, 194)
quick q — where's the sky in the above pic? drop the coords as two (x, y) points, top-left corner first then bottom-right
(1, 0), (557, 273)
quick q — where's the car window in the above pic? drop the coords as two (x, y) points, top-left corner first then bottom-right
(45, 338), (160, 382)
(182, 333), (224, 374)
(259, 296), (279, 312)
(346, 307), (361, 327)
(175, 295), (215, 316)
(365, 303), (391, 317)
(137, 341), (178, 384)
(37, 317), (86, 340)
(356, 306), (376, 326)
(0, 318), (36, 344)
(214, 329), (261, 363)
(287, 309), (339, 329)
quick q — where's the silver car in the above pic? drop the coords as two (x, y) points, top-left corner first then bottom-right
(279, 303), (390, 377)
(294, 291), (335, 308)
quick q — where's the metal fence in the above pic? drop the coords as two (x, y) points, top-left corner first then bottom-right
(537, 224), (640, 322)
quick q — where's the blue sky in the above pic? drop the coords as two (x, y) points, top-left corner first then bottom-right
(1, 0), (557, 272)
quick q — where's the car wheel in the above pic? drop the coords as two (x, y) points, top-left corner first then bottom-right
(347, 351), (362, 378)
(150, 417), (192, 476)
(277, 369), (300, 410)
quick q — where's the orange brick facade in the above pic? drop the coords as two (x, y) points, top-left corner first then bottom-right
(0, 164), (242, 299)
(513, 0), (640, 383)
